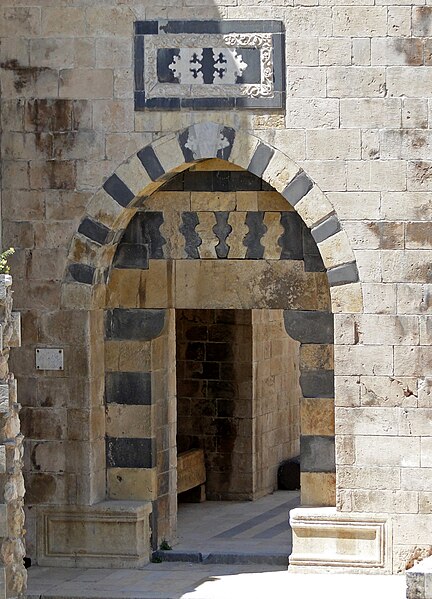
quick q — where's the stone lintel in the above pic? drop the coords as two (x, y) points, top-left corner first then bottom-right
(37, 501), (152, 569)
(289, 507), (390, 574)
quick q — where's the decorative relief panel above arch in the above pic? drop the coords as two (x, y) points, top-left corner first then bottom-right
(134, 20), (285, 110)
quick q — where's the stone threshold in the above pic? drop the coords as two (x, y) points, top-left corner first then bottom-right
(153, 549), (289, 565)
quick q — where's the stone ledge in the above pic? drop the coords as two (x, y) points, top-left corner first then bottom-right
(37, 500), (152, 569)
(406, 556), (432, 599)
(289, 507), (390, 574)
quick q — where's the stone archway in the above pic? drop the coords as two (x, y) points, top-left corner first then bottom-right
(38, 122), (366, 571)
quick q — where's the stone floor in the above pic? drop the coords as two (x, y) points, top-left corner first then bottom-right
(26, 491), (406, 598)
(27, 564), (406, 599)
(166, 490), (298, 563)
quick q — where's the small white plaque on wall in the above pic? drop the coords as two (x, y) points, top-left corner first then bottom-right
(36, 349), (64, 371)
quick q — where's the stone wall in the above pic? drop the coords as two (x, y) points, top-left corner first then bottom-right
(0, 275), (25, 598)
(2, 0), (432, 573)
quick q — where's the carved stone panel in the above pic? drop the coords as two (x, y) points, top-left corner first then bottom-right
(134, 20), (285, 110)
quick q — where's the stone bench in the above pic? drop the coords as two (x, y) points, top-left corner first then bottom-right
(177, 449), (206, 502)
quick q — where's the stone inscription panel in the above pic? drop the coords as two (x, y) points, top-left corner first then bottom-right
(134, 20), (285, 110)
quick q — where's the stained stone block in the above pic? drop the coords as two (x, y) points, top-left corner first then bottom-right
(106, 437), (155, 468)
(301, 435), (336, 473)
(105, 309), (166, 340)
(105, 372), (152, 405)
(284, 310), (334, 344)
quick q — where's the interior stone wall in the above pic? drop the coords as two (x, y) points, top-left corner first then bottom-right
(176, 309), (254, 500)
(252, 309), (301, 499)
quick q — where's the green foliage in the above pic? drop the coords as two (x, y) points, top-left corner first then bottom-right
(0, 248), (14, 275)
(151, 555), (163, 563)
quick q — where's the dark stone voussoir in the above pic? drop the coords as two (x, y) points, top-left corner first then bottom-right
(137, 146), (165, 180)
(247, 143), (275, 178)
(103, 174), (135, 208)
(78, 217), (111, 245)
(327, 261), (359, 287)
(68, 263), (95, 285)
(281, 171), (313, 206)
(311, 214), (341, 244)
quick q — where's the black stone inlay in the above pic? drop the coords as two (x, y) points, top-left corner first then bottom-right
(78, 217), (110, 245)
(301, 435), (335, 473)
(202, 47), (216, 84)
(103, 174), (135, 208)
(279, 212), (304, 260)
(235, 48), (261, 84)
(141, 212), (166, 259)
(113, 243), (149, 270)
(134, 35), (145, 91)
(178, 129), (195, 164)
(248, 143), (274, 178)
(157, 20), (284, 35)
(106, 437), (155, 468)
(213, 212), (232, 259)
(281, 171), (313, 206)
(180, 212), (201, 259)
(312, 214), (341, 244)
(106, 372), (152, 405)
(105, 308), (166, 341)
(304, 254), (325, 273)
(217, 127), (235, 161)
(157, 48), (180, 83)
(327, 261), (359, 287)
(244, 212), (266, 259)
(68, 263), (95, 285)
(300, 370), (334, 399)
(137, 146), (165, 180)
(176, 170), (266, 192)
(284, 310), (334, 344)
(213, 171), (231, 192)
(135, 21), (158, 34)
(143, 97), (181, 111)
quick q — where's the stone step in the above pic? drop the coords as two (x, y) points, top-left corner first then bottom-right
(153, 549), (289, 566)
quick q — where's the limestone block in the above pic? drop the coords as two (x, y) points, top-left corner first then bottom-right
(318, 230), (355, 269)
(37, 501), (152, 568)
(41, 7), (85, 36)
(337, 465), (401, 491)
(301, 398), (334, 436)
(330, 283), (363, 314)
(340, 99), (401, 129)
(336, 407), (399, 436)
(0, 385), (9, 414)
(263, 151), (300, 194)
(287, 99), (339, 129)
(387, 67), (432, 98)
(355, 436), (420, 468)
(352, 39), (371, 67)
(421, 438), (432, 468)
(289, 507), (390, 572)
(300, 472), (335, 507)
(108, 468), (157, 501)
(59, 69), (113, 100)
(306, 129), (360, 161)
(319, 38), (351, 66)
(288, 67), (326, 98)
(230, 133), (259, 170)
(335, 344), (392, 376)
(394, 346), (432, 377)
(333, 7), (387, 36)
(327, 67), (385, 98)
(295, 186), (333, 229)
(191, 192), (235, 212)
(352, 314), (419, 346)
(359, 375), (418, 408)
(106, 404), (153, 439)
(362, 283), (396, 315)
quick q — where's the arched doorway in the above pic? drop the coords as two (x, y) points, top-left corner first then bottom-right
(38, 122), (362, 568)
